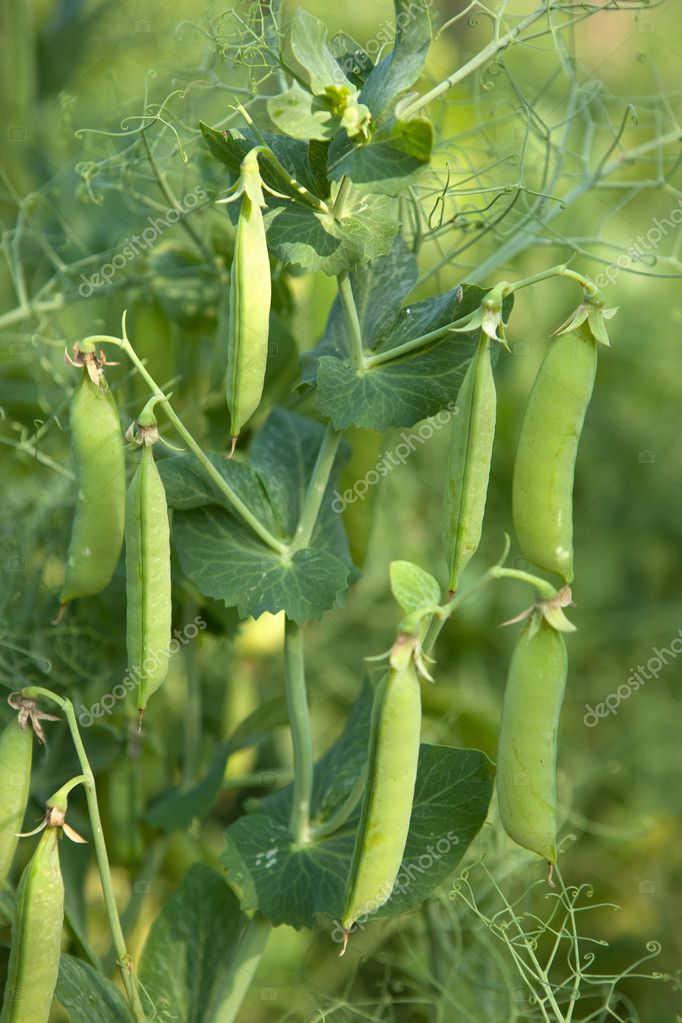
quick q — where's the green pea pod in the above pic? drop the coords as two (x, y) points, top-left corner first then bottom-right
(126, 443), (172, 716)
(443, 333), (497, 593)
(59, 368), (126, 606)
(512, 326), (597, 583)
(496, 616), (567, 864)
(342, 662), (421, 934)
(226, 148), (271, 448)
(0, 720), (32, 887)
(0, 826), (64, 1023)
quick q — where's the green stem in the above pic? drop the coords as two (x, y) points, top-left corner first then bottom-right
(182, 622), (201, 786)
(400, 7), (548, 119)
(506, 264), (597, 297)
(207, 915), (271, 1023)
(337, 272), (366, 371)
(309, 764), (368, 841)
(20, 687), (147, 1023)
(283, 619), (314, 844)
(141, 129), (213, 259)
(103, 837), (170, 975)
(493, 567), (557, 600)
(291, 422), (341, 552)
(364, 317), (470, 370)
(83, 329), (287, 556)
(333, 175), (352, 217)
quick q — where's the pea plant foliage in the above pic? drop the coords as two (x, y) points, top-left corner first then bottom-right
(0, 1), (679, 1022)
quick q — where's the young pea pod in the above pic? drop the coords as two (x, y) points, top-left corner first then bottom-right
(496, 615), (567, 865)
(225, 148), (271, 449)
(125, 429), (172, 718)
(443, 332), (497, 593)
(512, 325), (598, 584)
(0, 825), (64, 1023)
(342, 658), (421, 939)
(0, 720), (32, 887)
(59, 358), (126, 607)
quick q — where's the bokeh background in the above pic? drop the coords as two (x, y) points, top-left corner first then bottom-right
(1, 1), (681, 1020)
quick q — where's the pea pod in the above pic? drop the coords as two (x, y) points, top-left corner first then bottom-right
(342, 660), (421, 938)
(496, 615), (567, 864)
(0, 720), (32, 887)
(59, 359), (126, 607)
(0, 825), (64, 1023)
(512, 325), (597, 583)
(443, 333), (497, 593)
(126, 435), (172, 717)
(226, 148), (271, 449)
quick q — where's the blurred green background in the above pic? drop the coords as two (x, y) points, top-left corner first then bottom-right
(1, 1), (681, 1020)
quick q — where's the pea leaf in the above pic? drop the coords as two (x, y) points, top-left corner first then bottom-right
(359, 0), (433, 119)
(139, 865), (246, 1023)
(160, 408), (354, 623)
(220, 680), (493, 930)
(57, 955), (133, 1023)
(282, 8), (352, 94)
(268, 82), (342, 142)
(390, 561), (441, 613)
(148, 242), (219, 330)
(327, 116), (433, 194)
(329, 32), (374, 88)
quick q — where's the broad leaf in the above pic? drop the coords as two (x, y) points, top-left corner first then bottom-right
(359, 0), (433, 119)
(57, 955), (133, 1023)
(220, 680), (493, 929)
(329, 31), (374, 88)
(160, 408), (353, 623)
(139, 865), (245, 1023)
(268, 82), (341, 142)
(282, 9), (352, 94)
(390, 560), (441, 613)
(327, 116), (433, 194)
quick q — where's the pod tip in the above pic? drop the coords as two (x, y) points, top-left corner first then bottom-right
(51, 604), (67, 626)
(338, 928), (350, 957)
(226, 435), (238, 459)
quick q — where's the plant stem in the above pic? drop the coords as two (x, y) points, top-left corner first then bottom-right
(309, 764), (368, 841)
(291, 422), (341, 552)
(182, 621), (201, 786)
(337, 272), (366, 371)
(283, 619), (314, 844)
(400, 7), (548, 119)
(20, 687), (147, 1023)
(141, 129), (213, 259)
(493, 567), (557, 600)
(364, 316), (471, 369)
(333, 175), (352, 217)
(83, 328), (287, 556)
(207, 915), (271, 1023)
(506, 264), (596, 296)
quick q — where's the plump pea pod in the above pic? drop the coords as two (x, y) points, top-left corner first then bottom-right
(226, 148), (271, 449)
(0, 720), (32, 886)
(496, 616), (567, 865)
(0, 826), (64, 1023)
(443, 333), (497, 593)
(59, 367), (126, 606)
(342, 661), (421, 937)
(126, 442), (172, 717)
(512, 325), (597, 584)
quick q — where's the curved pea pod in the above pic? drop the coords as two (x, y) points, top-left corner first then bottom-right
(0, 826), (64, 1023)
(226, 148), (271, 448)
(443, 333), (496, 593)
(126, 443), (172, 716)
(342, 661), (421, 936)
(512, 326), (597, 584)
(59, 368), (126, 606)
(496, 616), (567, 865)
(0, 720), (32, 887)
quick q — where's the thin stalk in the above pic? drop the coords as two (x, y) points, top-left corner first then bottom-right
(506, 264), (596, 296)
(337, 272), (366, 371)
(20, 687), (146, 1023)
(82, 328), (287, 557)
(291, 422), (341, 552)
(207, 915), (271, 1023)
(400, 7), (548, 119)
(182, 623), (201, 786)
(309, 764), (368, 841)
(364, 317), (470, 370)
(141, 129), (212, 259)
(333, 175), (352, 217)
(103, 837), (170, 974)
(493, 567), (557, 600)
(283, 620), (314, 844)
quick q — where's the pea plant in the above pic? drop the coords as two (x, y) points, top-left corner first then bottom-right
(0, 2), (679, 1022)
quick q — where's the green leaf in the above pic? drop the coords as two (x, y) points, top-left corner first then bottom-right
(201, 123), (399, 274)
(160, 408), (354, 623)
(359, 0), (433, 119)
(148, 242), (219, 330)
(390, 561), (441, 613)
(328, 116), (433, 194)
(267, 82), (340, 142)
(329, 31), (374, 88)
(57, 955), (133, 1023)
(144, 697), (288, 832)
(313, 283), (488, 431)
(220, 680), (493, 930)
(139, 864), (246, 1023)
(282, 9), (352, 94)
